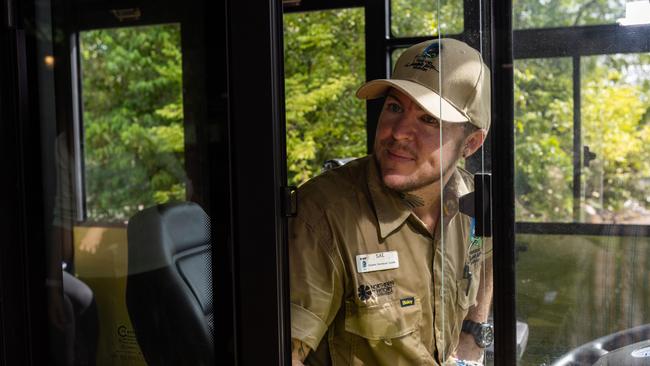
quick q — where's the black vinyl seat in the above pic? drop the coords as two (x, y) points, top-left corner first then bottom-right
(126, 202), (214, 366)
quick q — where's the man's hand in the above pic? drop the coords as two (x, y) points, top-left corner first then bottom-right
(291, 338), (311, 365)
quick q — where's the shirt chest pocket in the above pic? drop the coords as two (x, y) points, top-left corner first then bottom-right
(344, 298), (422, 340)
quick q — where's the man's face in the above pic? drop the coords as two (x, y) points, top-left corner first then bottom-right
(373, 89), (469, 193)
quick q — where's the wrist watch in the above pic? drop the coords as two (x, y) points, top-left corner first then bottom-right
(461, 320), (494, 348)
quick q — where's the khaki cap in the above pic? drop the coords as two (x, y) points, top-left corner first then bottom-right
(357, 38), (491, 130)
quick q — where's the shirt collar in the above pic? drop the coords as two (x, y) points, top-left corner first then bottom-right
(441, 167), (470, 222)
(367, 156), (470, 239)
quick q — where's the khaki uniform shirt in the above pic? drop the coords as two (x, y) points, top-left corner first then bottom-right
(290, 156), (492, 366)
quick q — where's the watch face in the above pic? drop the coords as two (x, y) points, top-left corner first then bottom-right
(478, 324), (494, 348)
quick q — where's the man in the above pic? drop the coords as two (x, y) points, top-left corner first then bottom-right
(290, 38), (493, 366)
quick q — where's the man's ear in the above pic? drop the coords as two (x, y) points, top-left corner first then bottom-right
(463, 129), (487, 158)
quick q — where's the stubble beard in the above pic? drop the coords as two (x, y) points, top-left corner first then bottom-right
(374, 140), (462, 194)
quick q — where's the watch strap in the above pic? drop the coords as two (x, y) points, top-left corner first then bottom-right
(461, 319), (481, 335)
(461, 320), (493, 348)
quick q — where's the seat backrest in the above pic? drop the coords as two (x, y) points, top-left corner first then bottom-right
(126, 201), (214, 366)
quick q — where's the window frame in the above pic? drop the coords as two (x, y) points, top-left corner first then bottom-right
(513, 23), (650, 236)
(284, 0), (517, 363)
(0, 0), (240, 364)
(283, 0), (650, 363)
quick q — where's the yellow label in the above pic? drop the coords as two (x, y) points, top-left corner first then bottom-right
(400, 297), (415, 307)
(74, 226), (148, 366)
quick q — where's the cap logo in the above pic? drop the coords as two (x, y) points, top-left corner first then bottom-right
(405, 42), (442, 72)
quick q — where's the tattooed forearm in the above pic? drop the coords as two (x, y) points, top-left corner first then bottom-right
(291, 339), (311, 362)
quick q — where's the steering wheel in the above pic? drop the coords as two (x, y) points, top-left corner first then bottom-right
(552, 324), (650, 366)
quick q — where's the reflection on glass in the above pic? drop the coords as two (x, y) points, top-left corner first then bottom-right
(514, 58), (574, 222)
(513, 0), (627, 29)
(581, 54), (650, 224)
(58, 22), (214, 366)
(80, 24), (186, 223)
(283, 8), (366, 186)
(287, 37), (493, 365)
(390, 0), (464, 37)
(516, 234), (650, 365)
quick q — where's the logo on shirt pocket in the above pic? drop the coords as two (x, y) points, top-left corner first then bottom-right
(358, 280), (395, 301)
(358, 285), (372, 301)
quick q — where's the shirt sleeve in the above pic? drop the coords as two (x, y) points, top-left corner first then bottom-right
(289, 212), (344, 351)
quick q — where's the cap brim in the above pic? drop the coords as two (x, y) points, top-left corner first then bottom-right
(356, 79), (468, 123)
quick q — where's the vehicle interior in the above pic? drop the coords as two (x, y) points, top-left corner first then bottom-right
(0, 0), (649, 364)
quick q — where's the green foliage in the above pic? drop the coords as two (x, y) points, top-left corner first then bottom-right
(581, 57), (650, 216)
(391, 0), (463, 36)
(81, 24), (185, 222)
(284, 9), (367, 185)
(514, 54), (650, 223)
(513, 0), (626, 28)
(514, 58), (574, 221)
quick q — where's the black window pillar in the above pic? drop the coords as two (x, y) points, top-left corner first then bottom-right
(364, 0), (390, 152)
(0, 1), (49, 364)
(226, 0), (290, 364)
(490, 0), (516, 364)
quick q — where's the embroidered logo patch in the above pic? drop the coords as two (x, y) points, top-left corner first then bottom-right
(400, 297), (415, 307)
(405, 42), (442, 72)
(370, 280), (395, 297)
(358, 285), (372, 301)
(358, 280), (395, 301)
(469, 217), (484, 264)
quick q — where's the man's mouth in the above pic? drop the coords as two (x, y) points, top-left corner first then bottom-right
(386, 149), (414, 161)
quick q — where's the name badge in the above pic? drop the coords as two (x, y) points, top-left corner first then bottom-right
(356, 251), (399, 273)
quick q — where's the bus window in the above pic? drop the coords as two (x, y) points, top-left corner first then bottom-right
(283, 8), (367, 185)
(514, 57), (574, 223)
(390, 0), (464, 37)
(35, 4), (218, 362)
(80, 24), (186, 223)
(513, 0), (631, 29)
(286, 0), (494, 363)
(513, 0), (650, 360)
(68, 23), (190, 365)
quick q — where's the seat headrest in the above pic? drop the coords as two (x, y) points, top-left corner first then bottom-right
(127, 202), (210, 275)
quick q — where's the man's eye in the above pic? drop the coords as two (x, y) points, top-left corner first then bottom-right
(421, 115), (439, 125)
(387, 103), (402, 113)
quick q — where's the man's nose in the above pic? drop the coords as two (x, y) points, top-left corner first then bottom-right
(391, 111), (417, 141)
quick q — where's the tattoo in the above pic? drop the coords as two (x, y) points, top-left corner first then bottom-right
(400, 192), (425, 208)
(292, 339), (309, 361)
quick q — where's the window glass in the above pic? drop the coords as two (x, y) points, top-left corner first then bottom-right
(37, 7), (217, 362)
(283, 8), (366, 186)
(390, 0), (464, 37)
(516, 234), (650, 364)
(515, 45), (650, 366)
(581, 53), (650, 224)
(74, 25), (188, 364)
(514, 58), (574, 222)
(515, 54), (650, 224)
(80, 25), (186, 223)
(287, 7), (494, 360)
(513, 0), (629, 29)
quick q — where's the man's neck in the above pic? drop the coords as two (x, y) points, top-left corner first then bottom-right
(409, 167), (456, 234)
